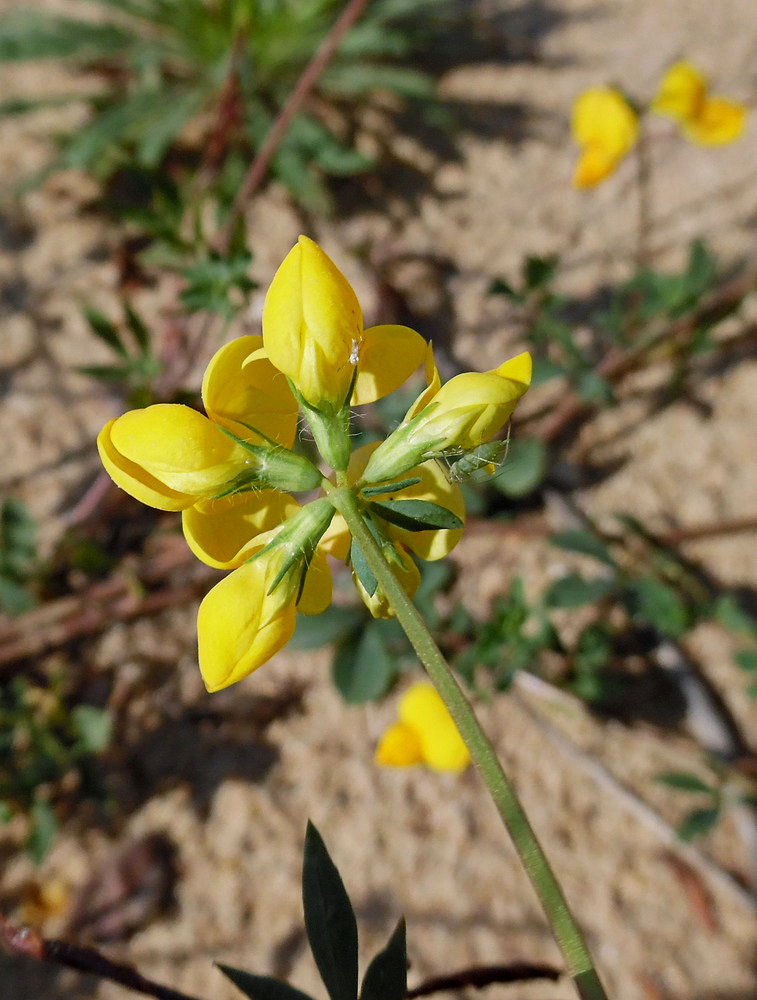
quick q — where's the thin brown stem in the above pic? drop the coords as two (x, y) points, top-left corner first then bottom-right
(215, 0), (371, 255)
(0, 916), (204, 1000)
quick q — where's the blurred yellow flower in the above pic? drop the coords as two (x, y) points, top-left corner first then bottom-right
(571, 87), (639, 188)
(652, 61), (746, 145)
(375, 683), (470, 773)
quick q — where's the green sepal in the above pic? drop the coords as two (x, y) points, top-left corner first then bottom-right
(217, 966), (316, 1000)
(369, 499), (463, 532)
(247, 498), (335, 596)
(360, 477), (422, 498)
(303, 821), (359, 1000)
(360, 918), (407, 1000)
(218, 426), (323, 493)
(287, 377), (352, 472)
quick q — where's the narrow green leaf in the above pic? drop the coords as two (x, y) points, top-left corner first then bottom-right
(84, 307), (128, 357)
(677, 807), (720, 842)
(654, 771), (716, 795)
(361, 478), (422, 498)
(26, 799), (57, 865)
(360, 919), (407, 1000)
(217, 966), (316, 1000)
(123, 301), (151, 353)
(351, 538), (377, 598)
(369, 500), (462, 532)
(549, 529), (616, 568)
(488, 277), (520, 300)
(332, 622), (398, 704)
(303, 822), (358, 1000)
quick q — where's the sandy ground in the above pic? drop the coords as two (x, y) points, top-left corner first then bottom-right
(0, 2), (756, 999)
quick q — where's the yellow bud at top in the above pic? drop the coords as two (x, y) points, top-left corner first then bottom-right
(263, 235), (363, 411)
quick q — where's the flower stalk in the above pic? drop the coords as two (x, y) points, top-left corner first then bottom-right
(327, 482), (610, 1000)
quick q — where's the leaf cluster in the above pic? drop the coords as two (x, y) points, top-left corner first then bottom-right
(0, 0), (454, 219)
(0, 674), (112, 863)
(490, 240), (740, 403)
(219, 823), (406, 1000)
(0, 498), (38, 615)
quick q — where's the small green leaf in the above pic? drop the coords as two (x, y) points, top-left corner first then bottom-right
(734, 649), (757, 674)
(303, 822), (358, 1000)
(123, 301), (151, 353)
(677, 807), (720, 843)
(71, 705), (112, 753)
(626, 576), (690, 638)
(360, 919), (407, 1000)
(217, 967), (316, 1000)
(654, 771), (716, 795)
(489, 437), (548, 498)
(488, 277), (520, 300)
(523, 254), (558, 291)
(712, 595), (757, 637)
(549, 529), (616, 568)
(291, 607), (365, 651)
(351, 537), (378, 598)
(26, 799), (56, 865)
(333, 623), (398, 704)
(545, 574), (613, 609)
(369, 500), (462, 532)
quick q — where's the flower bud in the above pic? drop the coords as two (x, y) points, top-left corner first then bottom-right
(362, 353), (532, 483)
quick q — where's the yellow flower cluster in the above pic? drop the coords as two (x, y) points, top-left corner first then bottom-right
(572, 61), (746, 189)
(98, 237), (531, 692)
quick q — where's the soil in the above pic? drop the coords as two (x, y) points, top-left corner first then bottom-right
(0, 2), (756, 1000)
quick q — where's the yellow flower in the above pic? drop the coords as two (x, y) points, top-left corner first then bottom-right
(571, 87), (639, 188)
(198, 540), (332, 692)
(375, 683), (470, 773)
(652, 61), (746, 145)
(97, 335), (310, 511)
(362, 349), (532, 484)
(262, 235), (427, 413)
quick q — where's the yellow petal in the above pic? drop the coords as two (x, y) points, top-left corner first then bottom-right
(398, 683), (470, 773)
(352, 325), (427, 405)
(571, 87), (639, 155)
(404, 341), (441, 421)
(298, 547), (333, 615)
(109, 404), (250, 497)
(98, 417), (196, 511)
(202, 335), (299, 447)
(182, 491), (300, 569)
(489, 350), (532, 386)
(682, 96), (746, 145)
(197, 555), (297, 692)
(320, 512), (351, 561)
(652, 61), (707, 122)
(263, 235), (363, 410)
(375, 721), (423, 767)
(572, 144), (623, 188)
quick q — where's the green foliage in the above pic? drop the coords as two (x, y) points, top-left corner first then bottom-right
(180, 250), (257, 319)
(79, 301), (161, 407)
(219, 822), (406, 1000)
(0, 498), (38, 615)
(489, 240), (740, 400)
(0, 675), (112, 863)
(0, 0), (454, 215)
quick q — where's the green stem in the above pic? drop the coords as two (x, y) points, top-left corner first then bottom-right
(326, 484), (610, 1000)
